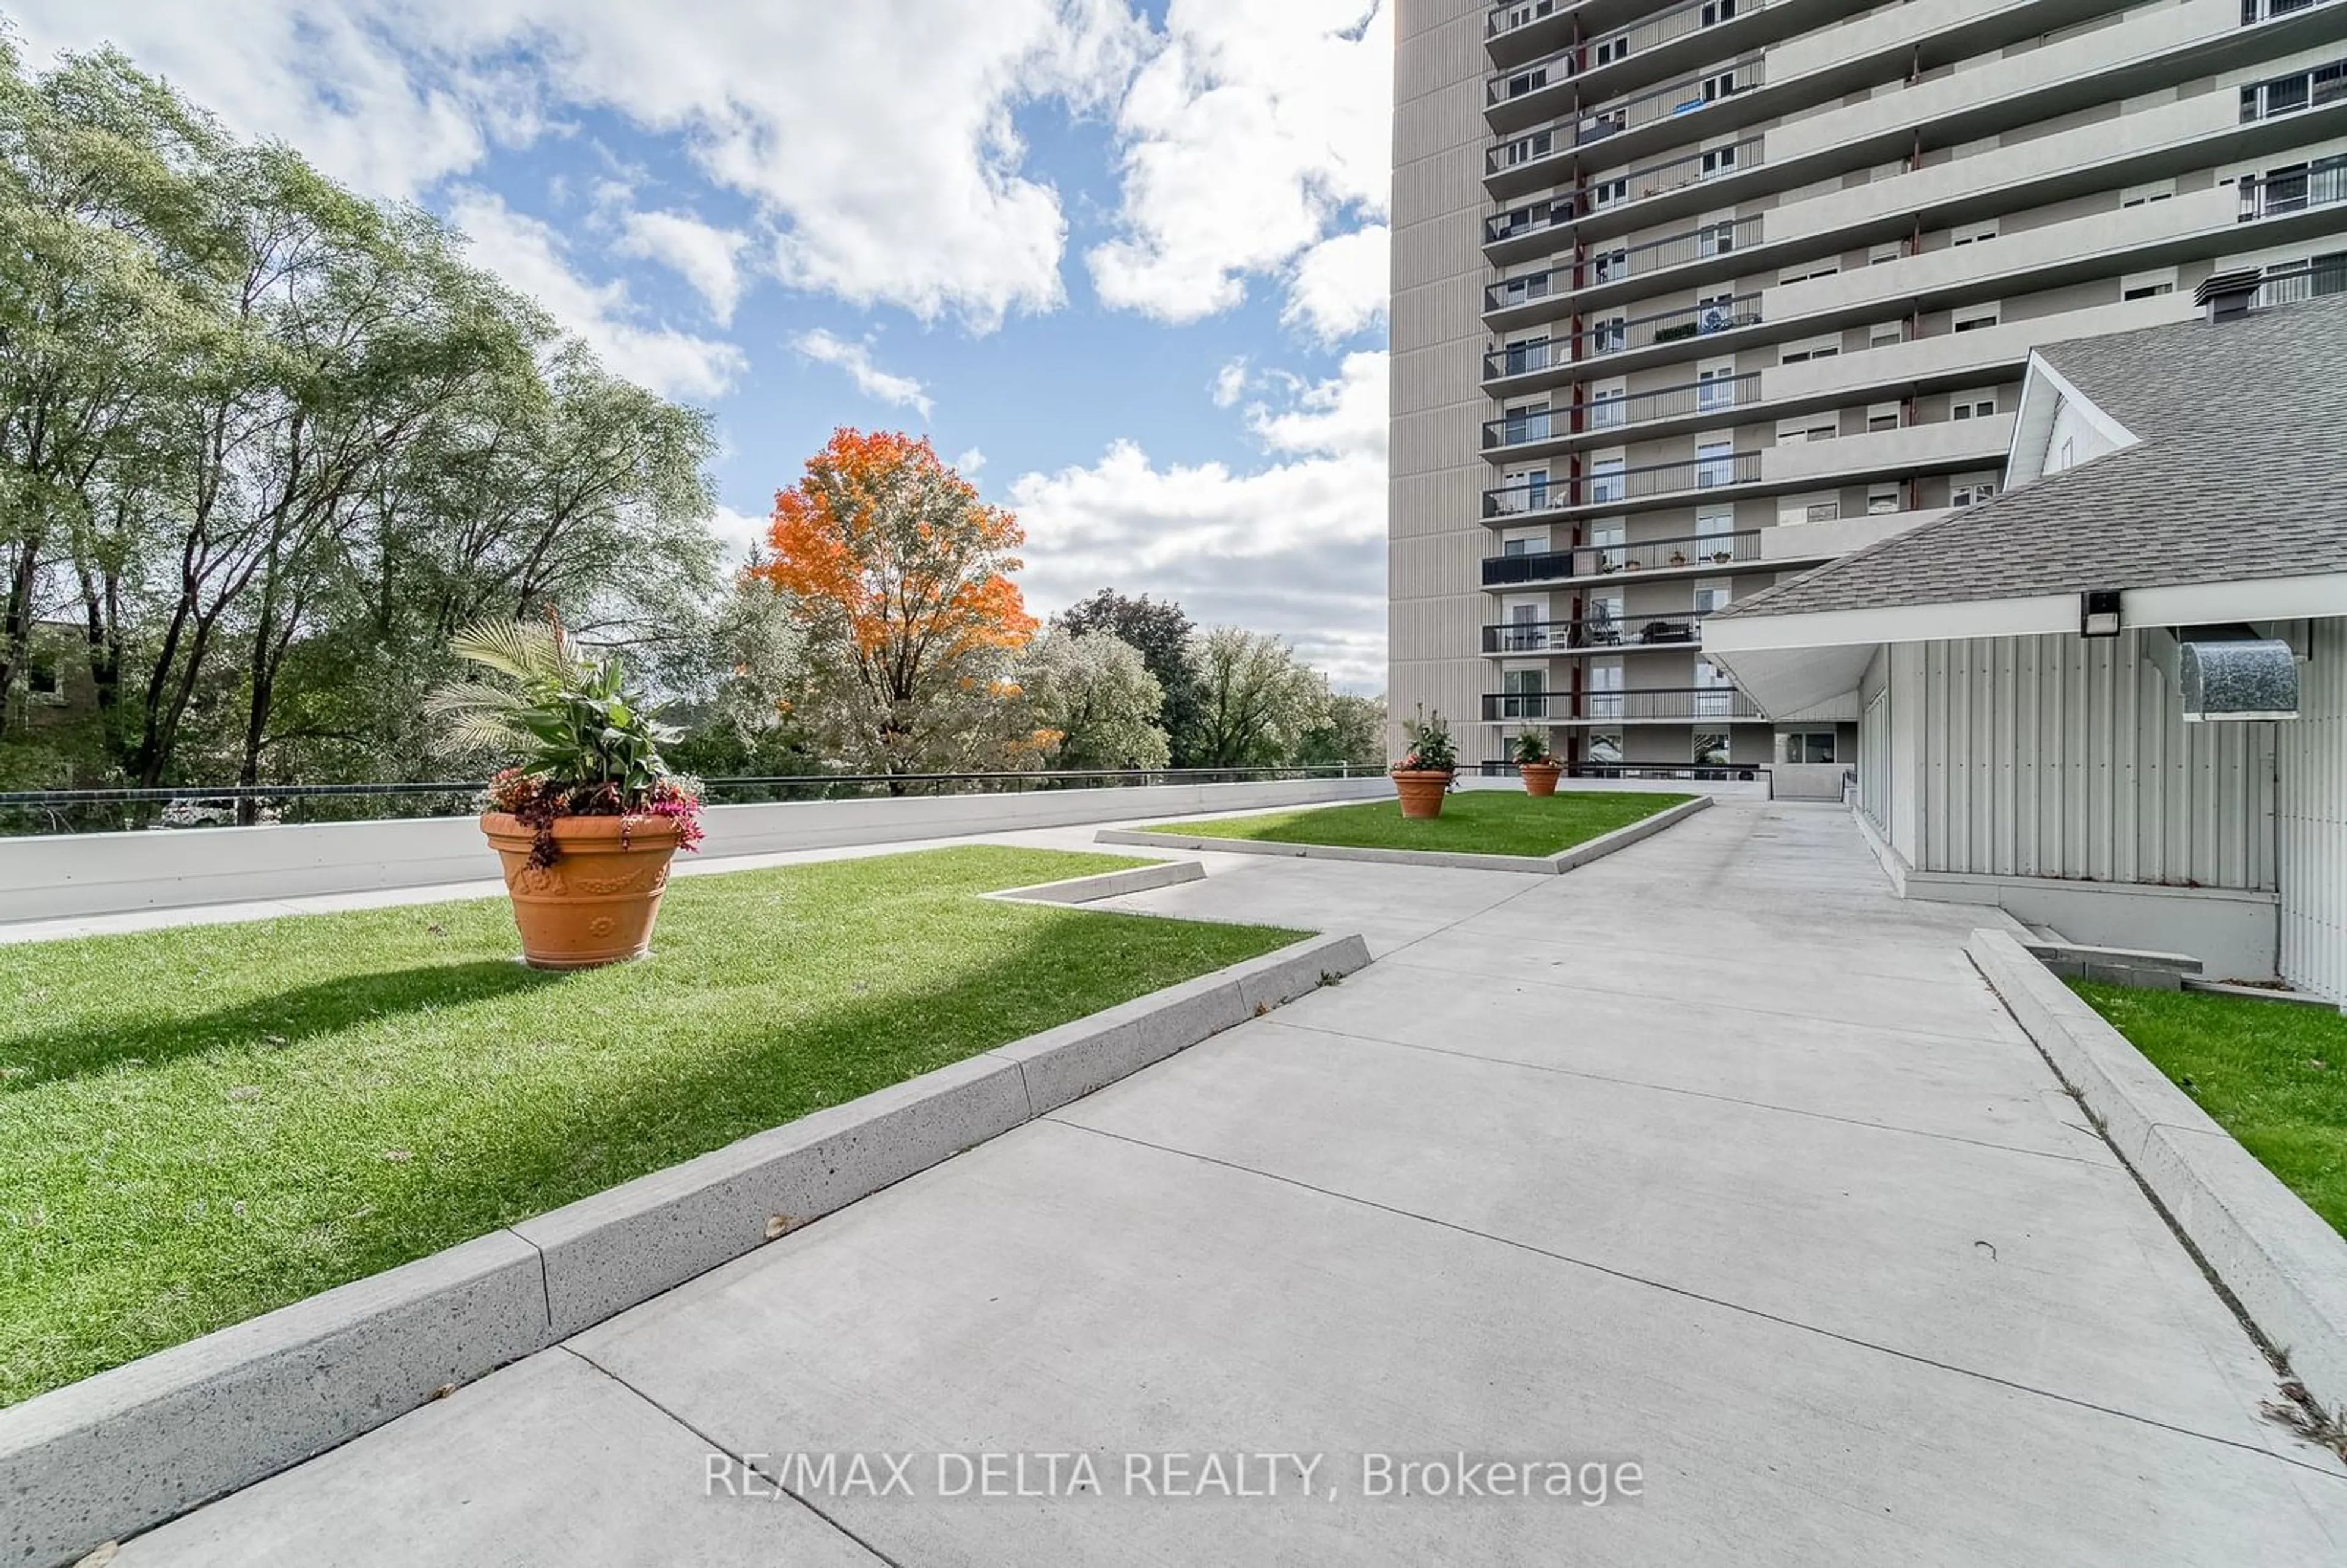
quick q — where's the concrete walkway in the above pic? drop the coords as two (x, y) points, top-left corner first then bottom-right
(105, 801), (2347, 1564)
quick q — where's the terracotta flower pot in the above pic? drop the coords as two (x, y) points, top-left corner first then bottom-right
(480, 812), (681, 970)
(1391, 768), (1453, 820)
(1519, 760), (1562, 797)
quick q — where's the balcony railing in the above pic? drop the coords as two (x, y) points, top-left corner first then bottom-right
(2238, 152), (2347, 221)
(1590, 135), (1765, 210)
(1488, 0), (1563, 42)
(1479, 759), (1769, 783)
(1481, 686), (1766, 722)
(1576, 60), (1765, 147)
(1488, 46), (1579, 107)
(1483, 615), (1707, 653)
(1485, 294), (1763, 379)
(1485, 196), (1579, 247)
(1483, 216), (1762, 310)
(1584, 0), (1771, 70)
(2242, 1), (2337, 24)
(2255, 255), (2347, 306)
(1483, 452), (1762, 515)
(1481, 374), (1762, 451)
(1480, 529), (1765, 584)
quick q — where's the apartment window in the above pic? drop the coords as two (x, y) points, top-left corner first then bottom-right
(1697, 217), (1739, 258)
(1589, 457), (1626, 505)
(1950, 474), (2000, 507)
(1781, 731), (1836, 764)
(1778, 260), (1840, 285)
(1868, 485), (1902, 515)
(1503, 130), (1555, 168)
(1950, 392), (1996, 420)
(1589, 246), (1630, 284)
(1502, 402), (1552, 444)
(1866, 402), (1901, 433)
(1587, 381), (1628, 429)
(1778, 334), (1840, 364)
(1702, 69), (1742, 101)
(1502, 335), (1551, 375)
(1776, 416), (1835, 445)
(1695, 439), (1735, 488)
(2122, 268), (2176, 301)
(1693, 732), (1732, 768)
(1585, 659), (1624, 719)
(2120, 180), (2174, 208)
(1592, 175), (1628, 208)
(1696, 361), (1738, 411)
(1951, 222), (1998, 247)
(1497, 270), (1552, 309)
(1868, 245), (1903, 266)
(1953, 307), (2000, 333)
(1590, 317), (1628, 354)
(1700, 143), (1738, 180)
(1701, 0), (1738, 25)
(1693, 580), (1734, 614)
(1695, 291), (1741, 334)
(1595, 34), (1630, 67)
(1869, 322), (1904, 348)
(2241, 59), (2347, 121)
(1778, 493), (1838, 524)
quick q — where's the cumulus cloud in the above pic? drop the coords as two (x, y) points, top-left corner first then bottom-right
(1087, 1), (1389, 337)
(1010, 351), (1387, 690)
(12, 0), (1148, 331)
(1284, 223), (1390, 344)
(446, 189), (747, 399)
(613, 210), (750, 324)
(790, 329), (934, 422)
(1211, 356), (1252, 408)
(953, 447), (990, 475)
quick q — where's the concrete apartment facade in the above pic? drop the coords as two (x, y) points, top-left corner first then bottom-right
(1390, 0), (2347, 773)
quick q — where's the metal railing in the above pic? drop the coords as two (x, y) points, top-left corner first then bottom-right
(1482, 530), (1765, 584)
(1488, 46), (1578, 107)
(1488, 0), (1563, 42)
(1483, 615), (1707, 653)
(1481, 687), (1766, 722)
(1478, 759), (1769, 784)
(1585, 0), (1771, 68)
(2238, 151), (2347, 221)
(2255, 255), (2347, 306)
(1480, 373), (1761, 451)
(0, 766), (1380, 838)
(1483, 216), (1762, 310)
(1484, 293), (1763, 379)
(1593, 135), (1765, 210)
(1483, 451), (1762, 515)
(1573, 59), (1765, 148)
(1485, 196), (1579, 249)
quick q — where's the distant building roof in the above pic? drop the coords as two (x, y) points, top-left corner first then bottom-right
(1714, 294), (2347, 622)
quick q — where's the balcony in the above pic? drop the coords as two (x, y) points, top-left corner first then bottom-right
(1483, 216), (1760, 319)
(1484, 453), (1762, 521)
(1483, 293), (1763, 391)
(1480, 687), (1768, 723)
(1480, 527), (1788, 588)
(1483, 196), (1579, 264)
(1481, 374), (1762, 461)
(1482, 615), (1708, 654)
(2239, 152), (2347, 221)
(1515, 134), (1770, 234)
(1488, 52), (1766, 147)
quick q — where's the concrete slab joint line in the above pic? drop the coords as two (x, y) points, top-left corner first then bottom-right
(1096, 794), (1714, 876)
(1967, 928), (2347, 1421)
(0, 930), (1372, 1568)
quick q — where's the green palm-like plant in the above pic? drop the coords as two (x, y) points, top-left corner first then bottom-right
(426, 617), (680, 803)
(1511, 729), (1552, 766)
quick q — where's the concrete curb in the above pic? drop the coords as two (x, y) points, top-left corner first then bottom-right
(0, 931), (1370, 1568)
(1096, 794), (1711, 876)
(982, 858), (1203, 905)
(1967, 929), (2347, 1419)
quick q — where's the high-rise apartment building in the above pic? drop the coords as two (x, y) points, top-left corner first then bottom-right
(1390, 0), (2347, 774)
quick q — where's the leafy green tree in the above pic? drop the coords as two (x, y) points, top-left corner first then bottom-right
(1187, 626), (1330, 769)
(1056, 588), (1202, 766)
(1017, 629), (1169, 771)
(1293, 691), (1386, 769)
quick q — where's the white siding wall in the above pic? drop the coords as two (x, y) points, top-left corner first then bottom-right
(1873, 632), (2275, 889)
(2277, 618), (2347, 1002)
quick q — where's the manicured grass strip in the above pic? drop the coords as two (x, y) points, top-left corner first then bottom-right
(2071, 981), (2347, 1238)
(0, 846), (1305, 1407)
(1148, 788), (1694, 859)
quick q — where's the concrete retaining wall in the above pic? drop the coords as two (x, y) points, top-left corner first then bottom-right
(0, 777), (1389, 924)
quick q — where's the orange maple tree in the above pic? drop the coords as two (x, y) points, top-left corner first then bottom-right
(752, 429), (1038, 772)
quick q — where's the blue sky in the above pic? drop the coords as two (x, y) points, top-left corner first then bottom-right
(9, 1), (1394, 687)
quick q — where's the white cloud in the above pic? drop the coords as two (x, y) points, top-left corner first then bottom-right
(12, 0), (1150, 331)
(614, 210), (749, 324)
(790, 329), (934, 422)
(1283, 223), (1389, 344)
(708, 503), (771, 564)
(1010, 352), (1387, 690)
(953, 447), (989, 475)
(1211, 356), (1251, 408)
(446, 189), (747, 399)
(1087, 1), (1389, 332)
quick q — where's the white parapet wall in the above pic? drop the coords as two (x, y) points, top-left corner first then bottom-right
(0, 776), (1394, 925)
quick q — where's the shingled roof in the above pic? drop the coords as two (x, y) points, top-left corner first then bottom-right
(1713, 294), (2347, 621)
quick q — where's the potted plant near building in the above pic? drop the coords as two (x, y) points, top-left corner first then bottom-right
(1391, 707), (1458, 820)
(428, 618), (705, 969)
(1513, 730), (1562, 797)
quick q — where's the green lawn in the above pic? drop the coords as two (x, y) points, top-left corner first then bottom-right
(1148, 788), (1693, 859)
(2071, 981), (2347, 1237)
(0, 846), (1304, 1406)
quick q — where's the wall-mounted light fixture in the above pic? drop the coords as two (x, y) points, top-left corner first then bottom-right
(2080, 589), (2123, 638)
